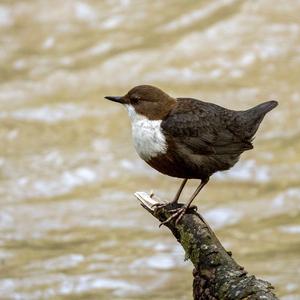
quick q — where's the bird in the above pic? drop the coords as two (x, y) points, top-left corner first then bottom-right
(105, 85), (278, 226)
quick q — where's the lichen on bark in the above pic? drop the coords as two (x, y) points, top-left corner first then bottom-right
(135, 192), (279, 300)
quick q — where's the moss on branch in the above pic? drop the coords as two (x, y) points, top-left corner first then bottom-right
(135, 192), (278, 300)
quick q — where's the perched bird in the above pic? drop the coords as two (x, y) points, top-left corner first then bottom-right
(105, 85), (278, 225)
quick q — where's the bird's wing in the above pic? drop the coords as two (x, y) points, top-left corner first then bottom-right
(161, 98), (253, 155)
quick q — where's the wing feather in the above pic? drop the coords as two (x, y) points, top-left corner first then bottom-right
(161, 98), (253, 156)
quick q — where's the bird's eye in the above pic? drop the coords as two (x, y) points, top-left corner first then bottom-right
(131, 95), (140, 104)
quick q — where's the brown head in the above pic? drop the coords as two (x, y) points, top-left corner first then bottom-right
(105, 85), (177, 120)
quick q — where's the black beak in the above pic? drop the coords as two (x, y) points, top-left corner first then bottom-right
(105, 96), (124, 104)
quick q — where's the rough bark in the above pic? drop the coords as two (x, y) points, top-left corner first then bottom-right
(135, 192), (278, 300)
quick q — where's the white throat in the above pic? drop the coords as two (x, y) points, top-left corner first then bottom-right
(125, 105), (167, 160)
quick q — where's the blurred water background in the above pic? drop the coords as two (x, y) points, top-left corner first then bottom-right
(0, 0), (300, 299)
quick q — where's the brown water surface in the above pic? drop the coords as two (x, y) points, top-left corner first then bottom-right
(0, 1), (300, 299)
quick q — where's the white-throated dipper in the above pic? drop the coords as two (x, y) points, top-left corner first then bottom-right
(105, 85), (278, 226)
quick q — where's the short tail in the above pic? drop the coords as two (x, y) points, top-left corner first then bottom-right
(239, 100), (278, 139)
(248, 100), (278, 116)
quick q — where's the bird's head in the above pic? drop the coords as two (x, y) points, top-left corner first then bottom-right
(105, 85), (176, 121)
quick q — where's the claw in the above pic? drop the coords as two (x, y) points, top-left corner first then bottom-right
(175, 207), (187, 225)
(167, 205), (197, 214)
(151, 202), (168, 209)
(158, 204), (198, 227)
(159, 206), (188, 227)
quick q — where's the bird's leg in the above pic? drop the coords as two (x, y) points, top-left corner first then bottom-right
(171, 178), (188, 203)
(152, 179), (188, 209)
(159, 178), (209, 227)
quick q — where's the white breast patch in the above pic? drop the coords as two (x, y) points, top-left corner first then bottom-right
(125, 105), (167, 160)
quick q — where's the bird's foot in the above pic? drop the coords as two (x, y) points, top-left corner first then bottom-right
(158, 205), (197, 227)
(151, 202), (170, 210)
(151, 200), (190, 210)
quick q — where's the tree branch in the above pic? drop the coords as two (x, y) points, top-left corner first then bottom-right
(135, 192), (278, 300)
